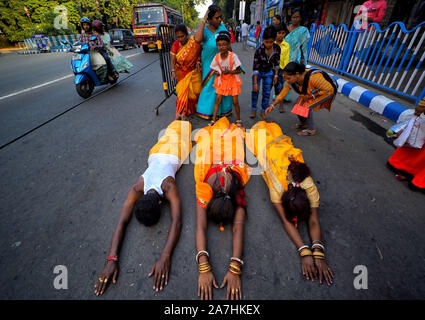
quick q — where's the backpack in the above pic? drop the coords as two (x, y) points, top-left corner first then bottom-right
(291, 68), (338, 96)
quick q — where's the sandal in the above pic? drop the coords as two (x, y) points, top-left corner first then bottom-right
(279, 105), (285, 113)
(250, 110), (256, 118)
(235, 120), (243, 127)
(292, 123), (307, 130)
(209, 119), (216, 126)
(297, 129), (316, 136)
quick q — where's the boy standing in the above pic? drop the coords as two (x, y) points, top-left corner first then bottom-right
(274, 23), (291, 113)
(251, 26), (281, 119)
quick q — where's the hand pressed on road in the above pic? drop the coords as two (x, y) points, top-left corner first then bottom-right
(148, 253), (170, 291)
(221, 271), (242, 300)
(198, 271), (219, 300)
(94, 260), (118, 296)
(301, 256), (318, 282)
(314, 258), (334, 285)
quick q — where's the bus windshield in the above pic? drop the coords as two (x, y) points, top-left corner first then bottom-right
(134, 6), (164, 26)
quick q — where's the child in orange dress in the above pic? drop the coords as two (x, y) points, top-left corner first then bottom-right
(210, 31), (243, 126)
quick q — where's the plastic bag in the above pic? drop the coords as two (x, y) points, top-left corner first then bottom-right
(291, 102), (309, 117)
(406, 113), (425, 149)
(394, 114), (425, 149)
(386, 121), (408, 138)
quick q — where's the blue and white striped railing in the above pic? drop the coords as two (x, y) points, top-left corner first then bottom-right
(19, 34), (79, 54)
(307, 21), (425, 105)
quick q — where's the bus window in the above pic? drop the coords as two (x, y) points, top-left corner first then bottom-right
(134, 6), (165, 26)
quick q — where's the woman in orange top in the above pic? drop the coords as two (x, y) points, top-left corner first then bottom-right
(266, 62), (336, 136)
(194, 116), (251, 300)
(170, 24), (202, 120)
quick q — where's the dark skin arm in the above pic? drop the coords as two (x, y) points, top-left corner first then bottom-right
(94, 177), (144, 296)
(195, 10), (209, 44)
(221, 207), (245, 300)
(222, 66), (243, 75)
(148, 177), (182, 291)
(196, 202), (219, 300)
(307, 208), (334, 285)
(272, 202), (318, 282)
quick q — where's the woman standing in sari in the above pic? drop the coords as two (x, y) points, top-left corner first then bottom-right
(195, 5), (233, 120)
(170, 24), (202, 120)
(285, 9), (310, 64)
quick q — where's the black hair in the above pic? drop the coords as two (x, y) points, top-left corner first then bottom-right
(262, 26), (277, 40)
(206, 170), (240, 226)
(282, 185), (311, 223)
(133, 193), (161, 226)
(273, 14), (282, 22)
(257, 20), (260, 25)
(273, 22), (289, 34)
(281, 160), (312, 224)
(208, 4), (222, 20)
(291, 8), (304, 25)
(175, 24), (188, 35)
(283, 61), (306, 75)
(216, 30), (231, 43)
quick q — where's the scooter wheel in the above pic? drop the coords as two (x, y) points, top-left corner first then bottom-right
(76, 80), (94, 99)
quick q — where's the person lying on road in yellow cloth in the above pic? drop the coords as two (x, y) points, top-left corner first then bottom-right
(246, 120), (334, 285)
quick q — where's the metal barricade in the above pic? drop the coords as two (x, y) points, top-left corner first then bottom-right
(308, 21), (425, 105)
(155, 24), (177, 115)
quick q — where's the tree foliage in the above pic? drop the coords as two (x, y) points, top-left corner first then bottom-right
(0, 0), (205, 42)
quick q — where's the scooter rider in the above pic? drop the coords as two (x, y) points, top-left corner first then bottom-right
(78, 17), (118, 82)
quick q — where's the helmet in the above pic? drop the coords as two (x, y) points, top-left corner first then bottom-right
(80, 17), (91, 26)
(92, 20), (104, 32)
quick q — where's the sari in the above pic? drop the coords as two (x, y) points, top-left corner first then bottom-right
(196, 23), (233, 120)
(171, 36), (202, 117)
(285, 26), (310, 63)
(194, 117), (251, 208)
(246, 121), (318, 207)
(101, 33), (133, 73)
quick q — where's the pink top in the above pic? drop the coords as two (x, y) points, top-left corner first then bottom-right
(355, 0), (387, 30)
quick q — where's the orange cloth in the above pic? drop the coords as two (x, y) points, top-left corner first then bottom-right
(149, 120), (192, 162)
(246, 121), (320, 206)
(211, 52), (242, 96)
(388, 145), (425, 189)
(171, 37), (202, 116)
(194, 117), (251, 207)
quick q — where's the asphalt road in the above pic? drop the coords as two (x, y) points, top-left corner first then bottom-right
(0, 43), (424, 300)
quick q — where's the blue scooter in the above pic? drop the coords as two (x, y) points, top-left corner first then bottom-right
(62, 38), (118, 98)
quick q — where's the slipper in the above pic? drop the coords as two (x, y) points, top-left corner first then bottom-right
(297, 129), (316, 136)
(292, 123), (307, 130)
(250, 110), (256, 118)
(209, 120), (216, 126)
(279, 106), (285, 113)
(235, 120), (243, 127)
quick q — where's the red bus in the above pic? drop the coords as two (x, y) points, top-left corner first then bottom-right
(132, 3), (183, 52)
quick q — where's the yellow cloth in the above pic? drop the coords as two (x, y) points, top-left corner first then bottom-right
(246, 121), (319, 206)
(149, 120), (192, 162)
(194, 117), (251, 207)
(276, 40), (290, 70)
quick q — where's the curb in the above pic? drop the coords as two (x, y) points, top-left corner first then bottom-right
(306, 64), (414, 123)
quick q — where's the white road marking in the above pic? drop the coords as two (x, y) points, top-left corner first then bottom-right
(0, 51), (143, 101)
(0, 74), (73, 101)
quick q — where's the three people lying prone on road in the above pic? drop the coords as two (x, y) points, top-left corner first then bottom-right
(94, 118), (333, 299)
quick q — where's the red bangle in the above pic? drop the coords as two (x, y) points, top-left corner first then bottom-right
(106, 255), (118, 262)
(197, 252), (208, 263)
